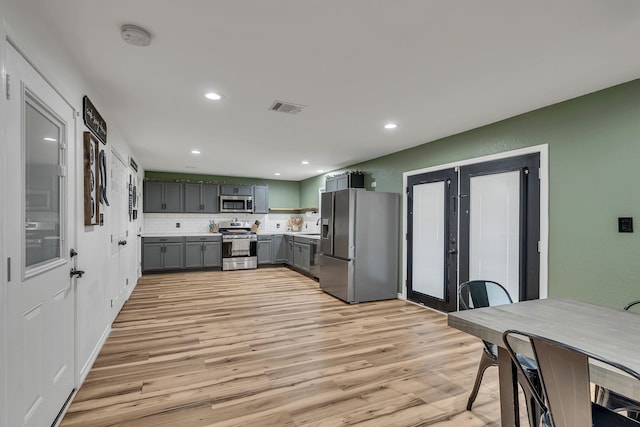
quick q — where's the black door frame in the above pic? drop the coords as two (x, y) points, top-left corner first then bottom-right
(406, 168), (458, 312)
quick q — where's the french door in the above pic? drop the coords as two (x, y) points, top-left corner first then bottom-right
(4, 42), (76, 426)
(406, 153), (540, 311)
(406, 168), (458, 311)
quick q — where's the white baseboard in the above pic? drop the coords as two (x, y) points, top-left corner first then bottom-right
(79, 324), (111, 384)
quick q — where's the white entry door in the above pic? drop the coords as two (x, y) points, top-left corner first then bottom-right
(109, 151), (129, 311)
(4, 43), (76, 427)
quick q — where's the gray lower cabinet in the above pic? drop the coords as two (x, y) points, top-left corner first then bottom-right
(142, 237), (184, 271)
(272, 235), (287, 263)
(257, 237), (272, 265)
(185, 236), (222, 268)
(286, 236), (294, 265)
(143, 236), (222, 272)
(293, 241), (311, 271)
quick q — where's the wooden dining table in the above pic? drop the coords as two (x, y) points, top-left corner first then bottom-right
(448, 298), (640, 427)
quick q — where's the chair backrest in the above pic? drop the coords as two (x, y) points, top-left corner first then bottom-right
(624, 300), (640, 313)
(458, 280), (512, 311)
(503, 329), (640, 427)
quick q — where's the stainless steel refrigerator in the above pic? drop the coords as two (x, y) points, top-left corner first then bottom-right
(319, 189), (399, 303)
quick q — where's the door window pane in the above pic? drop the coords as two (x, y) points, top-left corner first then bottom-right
(25, 96), (63, 269)
(412, 181), (445, 299)
(469, 171), (520, 301)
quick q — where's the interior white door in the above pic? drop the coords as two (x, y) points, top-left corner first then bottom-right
(109, 151), (128, 309)
(468, 171), (521, 300)
(5, 43), (76, 427)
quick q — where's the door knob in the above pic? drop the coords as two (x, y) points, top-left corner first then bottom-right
(118, 240), (127, 246)
(70, 268), (85, 278)
(70, 248), (78, 258)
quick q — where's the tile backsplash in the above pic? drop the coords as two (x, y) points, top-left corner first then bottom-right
(143, 212), (320, 234)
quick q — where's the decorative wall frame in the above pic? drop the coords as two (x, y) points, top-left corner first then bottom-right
(83, 132), (100, 225)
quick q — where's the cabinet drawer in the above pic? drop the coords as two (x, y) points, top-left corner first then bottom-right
(257, 234), (273, 241)
(185, 235), (221, 242)
(143, 237), (184, 244)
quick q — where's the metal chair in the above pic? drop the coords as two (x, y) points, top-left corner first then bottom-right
(595, 300), (640, 420)
(458, 280), (542, 426)
(503, 329), (640, 427)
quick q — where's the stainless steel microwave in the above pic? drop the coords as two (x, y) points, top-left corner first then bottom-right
(219, 195), (253, 213)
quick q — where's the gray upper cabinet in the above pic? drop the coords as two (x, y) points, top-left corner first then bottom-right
(184, 183), (219, 213)
(325, 173), (365, 192)
(144, 181), (183, 212)
(253, 185), (269, 214)
(220, 185), (253, 196)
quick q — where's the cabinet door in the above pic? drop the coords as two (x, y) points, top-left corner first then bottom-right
(163, 182), (183, 212)
(253, 185), (269, 214)
(273, 235), (287, 263)
(142, 243), (163, 271)
(237, 185), (253, 196)
(325, 177), (337, 192)
(294, 242), (310, 271)
(287, 240), (294, 265)
(144, 181), (164, 212)
(184, 183), (203, 212)
(202, 184), (219, 213)
(257, 240), (272, 265)
(184, 242), (203, 268)
(300, 243), (311, 270)
(163, 243), (184, 269)
(203, 242), (221, 267)
(336, 175), (348, 191)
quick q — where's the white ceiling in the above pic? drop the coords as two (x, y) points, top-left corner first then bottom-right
(36, 0), (640, 181)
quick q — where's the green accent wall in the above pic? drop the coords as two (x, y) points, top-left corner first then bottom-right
(145, 171), (300, 209)
(301, 79), (640, 309)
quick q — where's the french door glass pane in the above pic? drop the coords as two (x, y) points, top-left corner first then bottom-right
(469, 171), (520, 301)
(412, 181), (445, 299)
(25, 97), (63, 269)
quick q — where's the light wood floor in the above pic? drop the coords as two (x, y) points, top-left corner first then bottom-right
(61, 267), (525, 427)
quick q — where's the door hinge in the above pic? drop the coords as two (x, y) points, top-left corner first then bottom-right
(537, 241), (541, 253)
(5, 74), (10, 100)
(58, 165), (66, 177)
(6, 258), (11, 282)
(539, 168), (541, 179)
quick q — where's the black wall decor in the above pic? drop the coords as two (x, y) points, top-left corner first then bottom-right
(83, 95), (107, 145)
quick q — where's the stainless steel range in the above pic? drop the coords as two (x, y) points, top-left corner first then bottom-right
(218, 220), (258, 271)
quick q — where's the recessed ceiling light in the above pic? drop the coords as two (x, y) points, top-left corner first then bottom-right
(301, 161), (309, 165)
(43, 137), (57, 142)
(384, 123), (398, 129)
(205, 92), (223, 101)
(317, 169), (324, 173)
(274, 172), (281, 176)
(191, 150), (201, 155)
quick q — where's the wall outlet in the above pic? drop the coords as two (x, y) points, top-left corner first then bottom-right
(276, 223), (280, 229)
(176, 222), (181, 228)
(371, 181), (377, 188)
(305, 224), (308, 229)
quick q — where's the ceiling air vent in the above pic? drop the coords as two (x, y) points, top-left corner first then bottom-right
(269, 100), (306, 114)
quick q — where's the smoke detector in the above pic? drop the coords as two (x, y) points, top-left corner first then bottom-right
(269, 100), (306, 114)
(121, 24), (151, 47)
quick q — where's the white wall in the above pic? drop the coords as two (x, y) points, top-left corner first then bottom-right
(0, 2), (143, 425)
